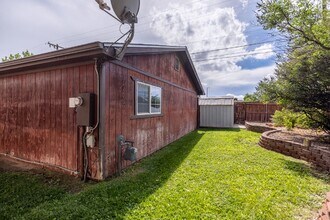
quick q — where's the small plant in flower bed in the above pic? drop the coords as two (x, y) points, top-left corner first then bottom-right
(272, 109), (314, 130)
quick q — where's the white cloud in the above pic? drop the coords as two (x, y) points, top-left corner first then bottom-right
(249, 43), (275, 60)
(240, 0), (249, 8)
(226, 94), (245, 100)
(150, 1), (276, 96)
(0, 0), (276, 97)
(0, 0), (121, 57)
(200, 64), (276, 88)
(150, 2), (249, 73)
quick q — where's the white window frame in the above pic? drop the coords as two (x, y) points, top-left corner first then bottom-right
(135, 81), (162, 116)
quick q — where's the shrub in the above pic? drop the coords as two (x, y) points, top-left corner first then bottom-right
(272, 110), (286, 127)
(283, 113), (297, 130)
(272, 109), (312, 130)
(296, 114), (314, 129)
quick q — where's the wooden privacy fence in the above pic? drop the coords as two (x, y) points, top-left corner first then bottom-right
(234, 102), (281, 124)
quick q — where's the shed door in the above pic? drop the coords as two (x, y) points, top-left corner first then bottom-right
(200, 105), (234, 128)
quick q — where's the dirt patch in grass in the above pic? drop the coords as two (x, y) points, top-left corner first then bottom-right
(0, 155), (38, 172)
(29, 169), (89, 194)
(0, 155), (88, 193)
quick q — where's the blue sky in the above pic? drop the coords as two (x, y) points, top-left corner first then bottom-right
(0, 0), (280, 99)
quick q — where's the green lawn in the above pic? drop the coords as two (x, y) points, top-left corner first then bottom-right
(1, 129), (330, 219)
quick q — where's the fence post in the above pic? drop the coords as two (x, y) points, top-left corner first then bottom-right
(266, 103), (268, 122)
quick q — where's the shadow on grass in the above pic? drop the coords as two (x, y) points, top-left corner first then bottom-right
(21, 131), (204, 219)
(281, 158), (330, 183)
(0, 171), (67, 219)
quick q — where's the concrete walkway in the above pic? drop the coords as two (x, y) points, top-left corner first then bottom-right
(233, 124), (246, 129)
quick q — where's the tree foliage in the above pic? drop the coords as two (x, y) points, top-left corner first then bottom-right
(257, 0), (330, 50)
(256, 0), (330, 132)
(243, 77), (279, 103)
(272, 109), (314, 130)
(275, 47), (330, 130)
(243, 93), (259, 102)
(1, 50), (33, 62)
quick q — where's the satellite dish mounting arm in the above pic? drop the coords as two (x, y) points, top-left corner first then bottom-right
(96, 0), (123, 23)
(112, 23), (135, 60)
(95, 0), (139, 60)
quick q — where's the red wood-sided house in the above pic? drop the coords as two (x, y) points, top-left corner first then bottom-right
(0, 42), (204, 180)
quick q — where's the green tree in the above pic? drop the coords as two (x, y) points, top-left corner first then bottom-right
(1, 50), (33, 62)
(257, 0), (330, 50)
(256, 0), (330, 131)
(244, 77), (279, 103)
(243, 93), (259, 102)
(275, 47), (330, 131)
(254, 76), (279, 103)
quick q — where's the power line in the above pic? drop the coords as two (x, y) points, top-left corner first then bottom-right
(194, 48), (279, 59)
(27, 0), (266, 54)
(52, 26), (267, 49)
(48, 0), (255, 46)
(193, 51), (281, 62)
(46, 0), (240, 44)
(191, 39), (287, 55)
(184, 29), (277, 45)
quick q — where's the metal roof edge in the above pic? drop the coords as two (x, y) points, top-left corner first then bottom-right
(0, 42), (205, 95)
(0, 42), (109, 75)
(199, 96), (235, 99)
(122, 46), (187, 55)
(181, 47), (205, 95)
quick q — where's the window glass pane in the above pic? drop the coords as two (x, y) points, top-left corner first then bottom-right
(151, 86), (161, 113)
(137, 83), (150, 114)
(151, 104), (161, 113)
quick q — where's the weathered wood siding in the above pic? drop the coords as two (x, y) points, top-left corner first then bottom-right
(0, 62), (98, 175)
(103, 53), (198, 177)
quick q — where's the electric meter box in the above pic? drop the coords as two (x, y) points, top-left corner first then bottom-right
(77, 93), (96, 126)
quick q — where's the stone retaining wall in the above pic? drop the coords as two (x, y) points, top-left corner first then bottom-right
(259, 130), (330, 172)
(245, 121), (277, 133)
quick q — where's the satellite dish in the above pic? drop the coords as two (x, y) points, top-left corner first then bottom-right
(95, 0), (139, 24)
(95, 0), (140, 59)
(111, 0), (140, 24)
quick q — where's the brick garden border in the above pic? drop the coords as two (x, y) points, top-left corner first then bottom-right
(259, 130), (330, 172)
(245, 121), (277, 133)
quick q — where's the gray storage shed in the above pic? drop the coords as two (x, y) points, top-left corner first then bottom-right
(199, 97), (234, 128)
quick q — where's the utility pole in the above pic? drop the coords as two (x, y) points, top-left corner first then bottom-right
(47, 42), (64, 50)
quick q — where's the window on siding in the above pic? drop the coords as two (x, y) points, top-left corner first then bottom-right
(136, 82), (162, 115)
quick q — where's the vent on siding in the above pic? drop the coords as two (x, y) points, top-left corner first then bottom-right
(174, 57), (180, 71)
